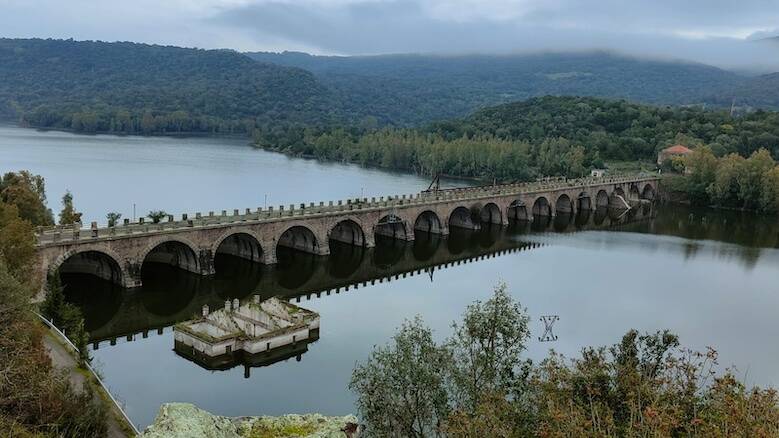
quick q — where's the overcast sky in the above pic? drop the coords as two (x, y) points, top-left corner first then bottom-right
(2, 0), (778, 71)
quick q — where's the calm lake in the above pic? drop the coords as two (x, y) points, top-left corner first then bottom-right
(2, 125), (778, 429)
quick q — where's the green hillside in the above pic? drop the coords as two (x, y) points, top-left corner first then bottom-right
(0, 38), (340, 134)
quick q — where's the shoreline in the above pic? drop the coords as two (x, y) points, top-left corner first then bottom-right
(2, 120), (252, 141)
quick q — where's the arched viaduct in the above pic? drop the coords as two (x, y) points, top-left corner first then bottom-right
(35, 174), (659, 289)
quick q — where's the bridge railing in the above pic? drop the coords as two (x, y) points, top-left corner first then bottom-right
(35, 173), (657, 245)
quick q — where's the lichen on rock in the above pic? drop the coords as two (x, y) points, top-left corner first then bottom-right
(239, 413), (359, 438)
(140, 403), (359, 438)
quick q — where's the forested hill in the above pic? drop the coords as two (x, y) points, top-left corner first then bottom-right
(265, 96), (779, 182)
(0, 38), (340, 134)
(430, 96), (779, 160)
(706, 72), (779, 109)
(247, 51), (757, 126)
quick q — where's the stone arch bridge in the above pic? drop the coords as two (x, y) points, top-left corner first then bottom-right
(36, 174), (659, 289)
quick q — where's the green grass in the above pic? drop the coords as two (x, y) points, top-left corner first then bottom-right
(604, 160), (656, 174)
(243, 421), (319, 438)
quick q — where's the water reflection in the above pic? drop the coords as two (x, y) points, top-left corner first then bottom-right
(66, 206), (648, 346)
(63, 203), (779, 363)
(60, 203), (779, 428)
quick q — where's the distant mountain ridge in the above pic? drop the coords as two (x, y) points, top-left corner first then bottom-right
(249, 50), (779, 125)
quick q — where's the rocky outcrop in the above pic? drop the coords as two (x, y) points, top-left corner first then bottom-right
(140, 403), (359, 438)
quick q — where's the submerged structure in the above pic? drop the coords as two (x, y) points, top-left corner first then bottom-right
(174, 296), (320, 376)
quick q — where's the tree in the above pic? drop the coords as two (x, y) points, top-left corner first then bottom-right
(147, 210), (168, 224)
(443, 392), (516, 438)
(760, 166), (779, 212)
(708, 154), (745, 207)
(59, 191), (82, 225)
(106, 211), (122, 227)
(0, 202), (36, 286)
(447, 282), (531, 413)
(349, 316), (451, 437)
(41, 272), (91, 365)
(0, 178), (107, 435)
(0, 171), (53, 226)
(683, 146), (719, 205)
(737, 148), (775, 210)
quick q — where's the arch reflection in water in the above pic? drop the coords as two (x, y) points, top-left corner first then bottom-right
(327, 241), (366, 279)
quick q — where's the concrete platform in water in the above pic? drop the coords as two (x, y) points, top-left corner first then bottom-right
(174, 296), (320, 376)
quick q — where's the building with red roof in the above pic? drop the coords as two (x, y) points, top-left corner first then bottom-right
(657, 144), (693, 165)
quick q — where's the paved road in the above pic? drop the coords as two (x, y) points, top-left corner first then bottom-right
(43, 332), (132, 437)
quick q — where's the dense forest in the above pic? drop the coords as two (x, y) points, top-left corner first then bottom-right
(259, 96), (779, 182)
(0, 38), (341, 135)
(2, 38), (778, 137)
(248, 50), (779, 126)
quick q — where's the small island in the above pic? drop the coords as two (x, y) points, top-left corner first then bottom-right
(174, 296), (320, 376)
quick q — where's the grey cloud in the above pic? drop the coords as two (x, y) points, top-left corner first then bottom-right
(210, 0), (779, 71)
(1, 0), (777, 71)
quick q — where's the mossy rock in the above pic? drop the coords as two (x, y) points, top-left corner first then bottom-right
(141, 403), (358, 438)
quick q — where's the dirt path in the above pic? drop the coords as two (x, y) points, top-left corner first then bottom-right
(43, 332), (133, 437)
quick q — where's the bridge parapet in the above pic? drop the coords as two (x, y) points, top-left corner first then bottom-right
(35, 173), (657, 246)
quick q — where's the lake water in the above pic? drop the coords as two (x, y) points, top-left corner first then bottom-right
(2, 125), (778, 429)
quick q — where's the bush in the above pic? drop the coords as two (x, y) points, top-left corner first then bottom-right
(350, 283), (779, 436)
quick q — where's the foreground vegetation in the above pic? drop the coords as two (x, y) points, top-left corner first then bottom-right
(351, 283), (779, 437)
(0, 171), (107, 436)
(260, 96), (779, 182)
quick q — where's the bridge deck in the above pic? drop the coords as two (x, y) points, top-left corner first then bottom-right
(36, 174), (658, 246)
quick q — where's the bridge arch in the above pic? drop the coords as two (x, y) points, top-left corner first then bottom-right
(213, 231), (263, 263)
(642, 183), (656, 201)
(140, 238), (201, 274)
(329, 218), (366, 247)
(448, 205), (478, 230)
(610, 187), (628, 209)
(595, 190), (610, 208)
(629, 185), (641, 201)
(278, 225), (321, 255)
(507, 200), (528, 221)
(375, 214), (409, 240)
(577, 191), (592, 211)
(52, 248), (125, 286)
(532, 196), (552, 217)
(555, 194), (574, 215)
(480, 202), (502, 225)
(414, 210), (442, 234)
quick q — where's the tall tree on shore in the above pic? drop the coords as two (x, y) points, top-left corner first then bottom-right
(349, 317), (451, 437)
(447, 283), (531, 414)
(58, 191), (82, 225)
